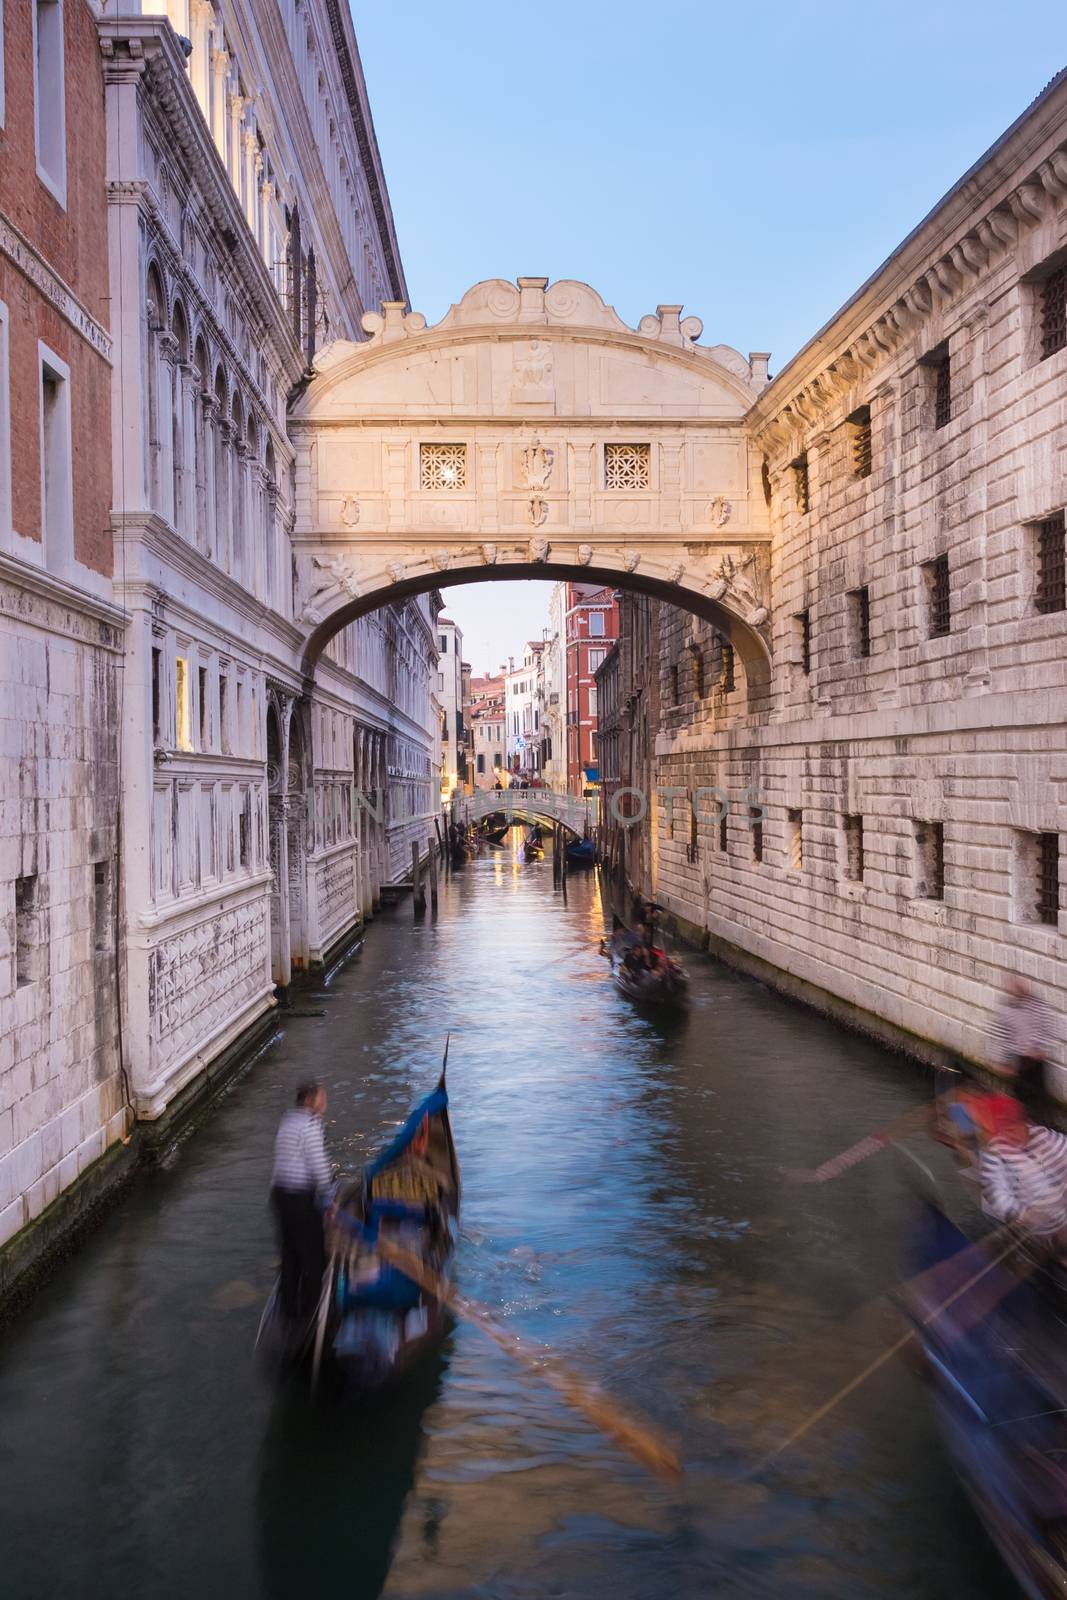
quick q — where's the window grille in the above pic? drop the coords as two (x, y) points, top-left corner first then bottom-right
(1039, 832), (1060, 925)
(751, 807), (763, 864)
(924, 555), (951, 638)
(788, 809), (804, 872)
(690, 647), (705, 698)
(720, 640), (735, 693)
(933, 354), (951, 429)
(848, 405), (872, 479)
(792, 454), (810, 515)
(15, 874), (38, 987)
(795, 610), (811, 675)
(1036, 511), (1066, 614)
(604, 443), (651, 489)
(844, 814), (864, 881)
(719, 811), (728, 852)
(669, 664), (679, 704)
(849, 586), (871, 658)
(1041, 266), (1067, 360)
(420, 443), (466, 490)
(915, 820), (945, 900)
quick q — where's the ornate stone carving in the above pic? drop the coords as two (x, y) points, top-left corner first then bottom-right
(623, 549), (641, 572)
(576, 543), (593, 566)
(340, 495), (360, 528)
(511, 340), (554, 401)
(707, 551), (764, 618)
(519, 440), (554, 489)
(528, 537), (549, 562)
(385, 558), (405, 584)
(149, 901), (269, 1070)
(430, 547), (452, 570)
(527, 497), (548, 528)
(300, 555), (361, 623)
(707, 495), (732, 527)
(668, 561), (685, 584)
(481, 542), (498, 565)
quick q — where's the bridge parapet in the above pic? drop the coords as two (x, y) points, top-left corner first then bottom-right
(458, 788), (597, 836)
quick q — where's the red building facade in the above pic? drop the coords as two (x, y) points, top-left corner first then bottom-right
(564, 584), (619, 795)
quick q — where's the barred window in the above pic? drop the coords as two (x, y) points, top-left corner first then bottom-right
(792, 454), (810, 515)
(795, 609), (812, 675)
(720, 640), (735, 693)
(1035, 511), (1066, 614)
(930, 348), (951, 429)
(669, 663), (679, 704)
(1039, 833), (1060, 925)
(719, 810), (728, 852)
(923, 555), (951, 638)
(848, 586), (871, 658)
(843, 814), (864, 882)
(604, 443), (650, 489)
(751, 807), (763, 863)
(420, 443), (467, 490)
(788, 808), (804, 872)
(1040, 265), (1067, 361)
(848, 405), (872, 479)
(915, 820), (945, 900)
(689, 646), (705, 698)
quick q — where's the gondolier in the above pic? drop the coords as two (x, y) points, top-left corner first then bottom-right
(270, 1081), (335, 1323)
(990, 975), (1057, 1123)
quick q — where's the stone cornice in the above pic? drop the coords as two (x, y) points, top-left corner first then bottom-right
(748, 69), (1067, 462)
(98, 18), (305, 391)
(0, 211), (112, 360)
(0, 552), (126, 650)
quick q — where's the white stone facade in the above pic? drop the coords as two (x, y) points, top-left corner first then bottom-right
(437, 617), (464, 800)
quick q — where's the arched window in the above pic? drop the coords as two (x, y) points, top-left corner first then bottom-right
(145, 265), (166, 512)
(230, 392), (245, 578)
(171, 301), (190, 538)
(264, 437), (277, 608)
(213, 367), (229, 568)
(193, 337), (210, 554)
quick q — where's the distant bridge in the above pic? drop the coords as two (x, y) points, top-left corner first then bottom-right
(456, 787), (597, 838)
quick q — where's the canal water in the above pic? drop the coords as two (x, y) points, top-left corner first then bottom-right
(0, 841), (1014, 1599)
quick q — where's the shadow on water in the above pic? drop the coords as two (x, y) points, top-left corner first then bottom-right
(256, 1346), (449, 1600)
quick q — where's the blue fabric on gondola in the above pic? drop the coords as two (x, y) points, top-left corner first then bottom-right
(364, 1087), (448, 1179)
(369, 1199), (428, 1222)
(344, 1264), (421, 1311)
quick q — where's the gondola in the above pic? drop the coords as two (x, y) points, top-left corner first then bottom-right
(602, 919), (688, 1007)
(520, 827), (544, 862)
(900, 1201), (1067, 1598)
(481, 821), (511, 846)
(565, 837), (595, 869)
(256, 1070), (460, 1393)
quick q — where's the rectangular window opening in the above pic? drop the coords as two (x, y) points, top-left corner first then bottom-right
(15, 873), (38, 986)
(788, 808), (804, 872)
(792, 454), (810, 516)
(848, 585), (872, 658)
(1035, 511), (1066, 615)
(40, 354), (72, 564)
(847, 405), (872, 479)
(175, 656), (193, 751)
(690, 646), (705, 697)
(219, 673), (230, 755)
(844, 814), (865, 882)
(923, 555), (951, 638)
(720, 640), (735, 693)
(794, 610), (811, 675)
(34, 0), (66, 204)
(198, 665), (209, 749)
(751, 807), (763, 864)
(929, 346), (952, 429)
(1038, 832), (1060, 926)
(93, 859), (112, 952)
(1040, 265), (1067, 361)
(604, 442), (651, 490)
(420, 443), (466, 491)
(151, 646), (162, 745)
(915, 820), (945, 900)
(719, 811), (728, 853)
(239, 793), (251, 868)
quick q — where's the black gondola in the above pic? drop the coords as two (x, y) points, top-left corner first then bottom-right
(602, 917), (688, 1007)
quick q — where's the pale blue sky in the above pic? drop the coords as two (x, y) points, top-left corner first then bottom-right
(353, 0), (1067, 666)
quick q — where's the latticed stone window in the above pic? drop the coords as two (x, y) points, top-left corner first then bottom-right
(420, 442), (467, 490)
(914, 820), (945, 900)
(1040, 266), (1067, 360)
(788, 809), (804, 872)
(923, 554), (951, 638)
(843, 814), (864, 881)
(1035, 511), (1066, 614)
(848, 405), (872, 479)
(604, 442), (651, 489)
(792, 454), (810, 515)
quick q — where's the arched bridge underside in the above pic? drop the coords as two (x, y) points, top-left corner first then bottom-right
(289, 277), (775, 701)
(461, 788), (597, 839)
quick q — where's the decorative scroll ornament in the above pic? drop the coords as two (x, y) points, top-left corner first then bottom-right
(577, 543), (593, 566)
(520, 441), (554, 490)
(623, 549), (641, 573)
(527, 496), (548, 528)
(707, 496), (732, 528)
(481, 542), (499, 565)
(528, 537), (549, 562)
(385, 559), (405, 584)
(300, 554), (361, 623)
(708, 551), (765, 619)
(430, 548), (452, 571)
(340, 495), (360, 528)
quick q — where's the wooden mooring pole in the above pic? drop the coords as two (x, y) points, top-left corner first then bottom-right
(412, 840), (426, 918)
(428, 833), (439, 916)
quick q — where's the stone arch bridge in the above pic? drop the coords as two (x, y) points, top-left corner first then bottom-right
(289, 276), (774, 702)
(459, 787), (598, 838)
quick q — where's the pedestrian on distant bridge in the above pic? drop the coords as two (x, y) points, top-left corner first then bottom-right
(270, 1080), (336, 1323)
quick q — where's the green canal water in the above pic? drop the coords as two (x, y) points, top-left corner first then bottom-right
(0, 842), (1015, 1598)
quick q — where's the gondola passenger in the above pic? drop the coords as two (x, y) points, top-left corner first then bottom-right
(979, 1094), (1067, 1251)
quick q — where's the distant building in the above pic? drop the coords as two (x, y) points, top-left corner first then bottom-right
(560, 584), (619, 795)
(505, 643), (544, 780)
(437, 617), (465, 800)
(468, 670), (506, 789)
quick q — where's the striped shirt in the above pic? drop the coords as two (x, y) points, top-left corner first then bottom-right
(980, 1126), (1067, 1237)
(271, 1108), (333, 1196)
(990, 992), (1054, 1066)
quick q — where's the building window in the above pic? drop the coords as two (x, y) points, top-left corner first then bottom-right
(604, 442), (651, 489)
(151, 646), (162, 744)
(848, 585), (872, 658)
(33, 0), (66, 205)
(588, 647), (607, 670)
(923, 555), (951, 638)
(219, 672), (229, 754)
(588, 612), (606, 637)
(438, 634), (448, 653)
(1040, 265), (1067, 361)
(15, 874), (39, 986)
(239, 792), (251, 868)
(925, 344), (951, 429)
(93, 860), (112, 952)
(175, 657), (193, 751)
(720, 640), (735, 693)
(198, 665), (209, 749)
(420, 443), (466, 490)
(1035, 511), (1066, 615)
(477, 753), (485, 775)
(843, 814), (864, 882)
(795, 609), (811, 675)
(719, 811), (728, 852)
(0, 299), (9, 546)
(751, 807), (764, 863)
(848, 405), (872, 479)
(914, 820), (945, 900)
(1015, 830), (1060, 925)
(669, 663), (679, 703)
(40, 346), (73, 569)
(788, 808), (804, 872)
(792, 454), (810, 515)
(690, 646), (705, 697)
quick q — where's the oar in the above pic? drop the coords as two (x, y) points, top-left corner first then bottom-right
(341, 1221), (681, 1481)
(757, 1226), (1019, 1469)
(786, 1103), (933, 1185)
